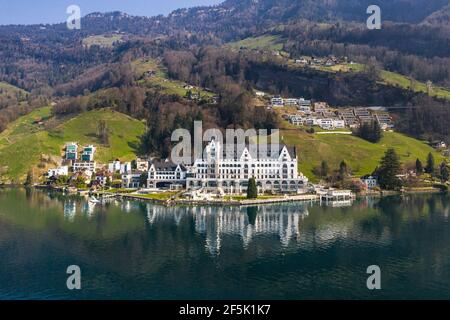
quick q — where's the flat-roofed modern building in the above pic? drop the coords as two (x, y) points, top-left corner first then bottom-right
(283, 98), (299, 106)
(81, 145), (96, 162)
(65, 143), (78, 161)
(121, 171), (143, 189)
(271, 97), (284, 107)
(73, 161), (96, 172)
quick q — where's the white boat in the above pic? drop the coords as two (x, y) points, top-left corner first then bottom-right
(89, 196), (100, 204)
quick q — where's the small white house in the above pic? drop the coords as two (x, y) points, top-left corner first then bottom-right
(283, 98), (299, 107)
(298, 98), (311, 106)
(332, 119), (346, 129)
(271, 97), (284, 107)
(121, 162), (132, 174)
(304, 117), (319, 126)
(361, 176), (378, 189)
(289, 115), (303, 126)
(318, 118), (333, 130)
(295, 58), (308, 64)
(108, 160), (121, 173)
(298, 105), (311, 113)
(47, 166), (69, 178)
(122, 172), (143, 189)
(433, 141), (447, 149)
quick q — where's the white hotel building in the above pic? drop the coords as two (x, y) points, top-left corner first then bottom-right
(185, 140), (309, 194)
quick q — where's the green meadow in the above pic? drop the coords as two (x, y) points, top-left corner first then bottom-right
(132, 58), (214, 98)
(227, 35), (285, 51)
(281, 129), (443, 181)
(82, 34), (124, 48)
(0, 108), (146, 183)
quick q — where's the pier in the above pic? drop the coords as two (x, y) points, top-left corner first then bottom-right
(318, 189), (354, 202)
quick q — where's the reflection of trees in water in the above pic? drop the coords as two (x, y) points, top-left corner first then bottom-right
(25, 187), (32, 200)
(427, 197), (437, 219)
(376, 196), (406, 236)
(377, 194), (448, 220)
(397, 195), (450, 276)
(247, 206), (257, 225)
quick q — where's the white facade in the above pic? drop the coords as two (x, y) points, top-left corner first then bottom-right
(186, 140), (308, 194)
(332, 119), (346, 129)
(295, 59), (308, 64)
(318, 118), (333, 130)
(298, 98), (311, 107)
(65, 143), (78, 161)
(47, 166), (69, 178)
(122, 172), (142, 189)
(289, 115), (304, 126)
(147, 161), (187, 189)
(294, 116), (345, 130)
(361, 176), (378, 189)
(73, 161), (96, 172)
(319, 189), (353, 201)
(298, 105), (311, 113)
(80, 145), (96, 162)
(107, 160), (132, 174)
(304, 117), (320, 126)
(271, 97), (284, 107)
(283, 98), (299, 106)
(121, 162), (132, 174)
(108, 160), (121, 173)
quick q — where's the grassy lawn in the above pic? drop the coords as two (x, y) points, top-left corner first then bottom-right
(131, 192), (177, 201)
(0, 106), (52, 146)
(48, 109), (146, 162)
(224, 195), (247, 201)
(0, 108), (146, 182)
(227, 35), (285, 51)
(309, 62), (365, 73)
(105, 188), (138, 194)
(131, 58), (166, 78)
(379, 70), (450, 100)
(289, 60), (450, 101)
(82, 35), (123, 48)
(281, 129), (443, 182)
(132, 58), (214, 98)
(0, 81), (28, 96)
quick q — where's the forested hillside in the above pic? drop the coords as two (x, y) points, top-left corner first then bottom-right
(0, 0), (449, 157)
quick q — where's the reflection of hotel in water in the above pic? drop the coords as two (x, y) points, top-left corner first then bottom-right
(146, 203), (310, 254)
(63, 199), (97, 220)
(63, 199), (77, 221)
